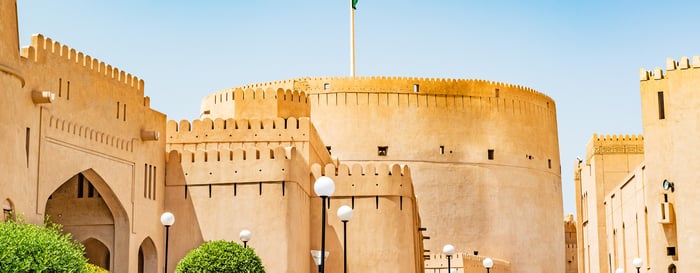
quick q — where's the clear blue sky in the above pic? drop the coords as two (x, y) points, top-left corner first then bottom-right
(17, 0), (700, 215)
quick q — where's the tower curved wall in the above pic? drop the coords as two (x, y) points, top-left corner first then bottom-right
(204, 76), (564, 273)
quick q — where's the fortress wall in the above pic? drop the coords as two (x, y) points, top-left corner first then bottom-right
(198, 77), (563, 273)
(18, 34), (164, 153)
(164, 145), (312, 273)
(7, 32), (167, 273)
(310, 163), (423, 273)
(0, 63), (38, 222)
(184, 181), (310, 273)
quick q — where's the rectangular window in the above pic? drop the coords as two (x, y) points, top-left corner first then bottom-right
(413, 84), (420, 93)
(144, 164), (148, 198)
(495, 88), (500, 98)
(657, 91), (665, 119)
(439, 146), (445, 154)
(77, 174), (84, 198)
(123, 104), (127, 121)
(66, 81), (70, 100)
(488, 149), (495, 160)
(152, 166), (156, 200)
(116, 102), (120, 119)
(87, 183), (95, 198)
(25, 128), (30, 168)
(548, 159), (552, 169)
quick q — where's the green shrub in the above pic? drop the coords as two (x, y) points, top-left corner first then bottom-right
(176, 240), (265, 273)
(85, 263), (109, 273)
(0, 215), (87, 273)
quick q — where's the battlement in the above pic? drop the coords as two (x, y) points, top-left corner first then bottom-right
(586, 134), (644, 159)
(204, 87), (308, 104)
(311, 163), (414, 198)
(639, 56), (700, 81)
(166, 117), (311, 144)
(231, 76), (554, 104)
(20, 34), (143, 91)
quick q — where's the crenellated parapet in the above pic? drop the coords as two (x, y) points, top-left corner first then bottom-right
(20, 34), (144, 91)
(167, 146), (293, 186)
(310, 163), (414, 198)
(586, 134), (644, 161)
(200, 87), (310, 119)
(203, 76), (556, 119)
(639, 56), (700, 81)
(166, 117), (310, 144)
(233, 76), (552, 102)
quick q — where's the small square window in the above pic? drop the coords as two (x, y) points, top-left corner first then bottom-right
(324, 83), (330, 90)
(378, 146), (388, 156)
(667, 246), (676, 256)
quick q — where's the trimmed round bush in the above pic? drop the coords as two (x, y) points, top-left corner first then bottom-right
(0, 216), (87, 273)
(176, 240), (265, 273)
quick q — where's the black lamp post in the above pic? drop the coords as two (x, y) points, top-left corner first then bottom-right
(160, 212), (175, 273)
(443, 244), (455, 273)
(337, 205), (353, 273)
(314, 176), (335, 273)
(240, 229), (251, 248)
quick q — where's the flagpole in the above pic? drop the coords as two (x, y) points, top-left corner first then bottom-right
(350, 1), (356, 77)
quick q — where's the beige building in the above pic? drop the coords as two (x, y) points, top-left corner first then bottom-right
(565, 214), (578, 273)
(1, 1), (566, 273)
(575, 56), (700, 273)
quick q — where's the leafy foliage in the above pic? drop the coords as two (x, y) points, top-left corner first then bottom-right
(0, 215), (87, 273)
(85, 263), (109, 273)
(176, 240), (265, 273)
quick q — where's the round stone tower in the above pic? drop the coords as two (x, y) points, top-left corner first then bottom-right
(201, 76), (564, 273)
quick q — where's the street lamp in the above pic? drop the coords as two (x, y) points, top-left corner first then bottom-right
(160, 212), (175, 273)
(337, 205), (353, 273)
(239, 229), (252, 248)
(314, 176), (335, 273)
(615, 268), (624, 273)
(633, 258), (643, 273)
(483, 257), (494, 273)
(443, 244), (455, 273)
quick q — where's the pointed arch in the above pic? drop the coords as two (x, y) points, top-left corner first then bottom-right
(43, 169), (130, 273)
(83, 238), (110, 270)
(138, 237), (157, 273)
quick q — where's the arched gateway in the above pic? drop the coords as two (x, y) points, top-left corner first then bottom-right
(44, 169), (130, 272)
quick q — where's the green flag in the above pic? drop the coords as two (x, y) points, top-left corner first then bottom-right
(352, 0), (358, 9)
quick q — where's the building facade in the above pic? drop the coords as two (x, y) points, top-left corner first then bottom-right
(1, 2), (566, 273)
(575, 56), (700, 273)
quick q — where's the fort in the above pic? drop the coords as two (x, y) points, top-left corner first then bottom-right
(0, 1), (565, 273)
